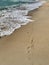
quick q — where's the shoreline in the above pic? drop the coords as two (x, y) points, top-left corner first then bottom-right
(0, 1), (46, 37)
(0, 1), (49, 65)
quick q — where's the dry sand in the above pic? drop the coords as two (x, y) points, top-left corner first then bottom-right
(0, 2), (49, 65)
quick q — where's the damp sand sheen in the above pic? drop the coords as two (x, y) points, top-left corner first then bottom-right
(0, 1), (49, 65)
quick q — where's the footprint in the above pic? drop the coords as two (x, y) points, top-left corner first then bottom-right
(30, 39), (35, 48)
(28, 50), (31, 54)
(31, 39), (33, 44)
(25, 37), (34, 65)
(27, 31), (29, 34)
(26, 46), (31, 54)
(27, 46), (31, 50)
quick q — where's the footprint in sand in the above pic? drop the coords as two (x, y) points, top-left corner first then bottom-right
(25, 38), (34, 63)
(30, 39), (34, 48)
(27, 46), (31, 54)
(26, 45), (32, 60)
(25, 37), (35, 65)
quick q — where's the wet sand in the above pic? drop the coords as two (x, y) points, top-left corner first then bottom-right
(0, 1), (49, 65)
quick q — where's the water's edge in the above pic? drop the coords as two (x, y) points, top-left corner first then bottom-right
(0, 1), (46, 37)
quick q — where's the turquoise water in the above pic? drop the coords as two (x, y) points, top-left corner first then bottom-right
(0, 0), (45, 37)
(0, 0), (37, 10)
(0, 0), (37, 6)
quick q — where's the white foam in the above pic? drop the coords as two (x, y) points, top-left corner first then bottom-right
(0, 1), (46, 37)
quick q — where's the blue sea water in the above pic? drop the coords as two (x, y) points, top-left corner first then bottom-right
(0, 0), (46, 36)
(0, 0), (37, 8)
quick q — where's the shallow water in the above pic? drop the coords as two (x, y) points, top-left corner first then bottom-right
(0, 0), (46, 37)
(0, 0), (37, 8)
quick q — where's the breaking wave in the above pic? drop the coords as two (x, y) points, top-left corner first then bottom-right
(0, 1), (46, 37)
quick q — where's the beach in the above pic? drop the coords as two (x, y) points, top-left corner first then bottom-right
(0, 1), (49, 65)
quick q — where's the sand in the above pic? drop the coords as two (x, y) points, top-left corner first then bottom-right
(0, 1), (49, 65)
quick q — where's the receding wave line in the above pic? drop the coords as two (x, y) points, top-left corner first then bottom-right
(0, 1), (46, 37)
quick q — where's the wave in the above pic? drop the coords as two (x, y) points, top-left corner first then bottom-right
(0, 1), (46, 37)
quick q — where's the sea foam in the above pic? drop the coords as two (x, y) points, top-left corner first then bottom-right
(0, 1), (46, 37)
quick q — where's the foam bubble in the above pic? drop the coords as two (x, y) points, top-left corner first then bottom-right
(0, 1), (46, 37)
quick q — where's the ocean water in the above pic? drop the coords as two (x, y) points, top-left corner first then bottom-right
(0, 0), (46, 37)
(0, 0), (38, 6)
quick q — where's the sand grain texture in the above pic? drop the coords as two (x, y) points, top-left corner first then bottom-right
(0, 2), (49, 65)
